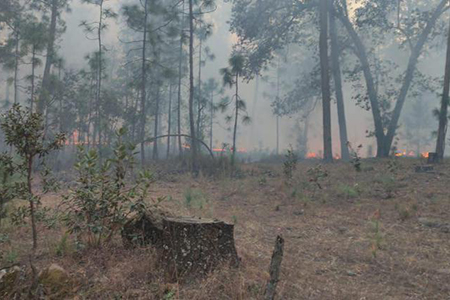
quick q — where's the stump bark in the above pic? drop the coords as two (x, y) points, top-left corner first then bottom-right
(122, 212), (165, 248)
(264, 235), (285, 300)
(427, 152), (439, 164)
(161, 217), (239, 281)
(123, 214), (239, 281)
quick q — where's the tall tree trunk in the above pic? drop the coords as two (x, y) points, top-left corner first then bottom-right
(153, 86), (161, 160)
(232, 73), (239, 166)
(167, 84), (173, 158)
(13, 30), (20, 104)
(336, 0), (447, 157)
(97, 0), (104, 157)
(209, 90), (214, 150)
(329, 2), (350, 161)
(276, 64), (280, 156)
(319, 0), (333, 163)
(5, 78), (10, 107)
(336, 9), (387, 157)
(38, 0), (58, 114)
(140, 0), (149, 164)
(86, 76), (94, 148)
(30, 47), (36, 112)
(177, 0), (185, 156)
(384, 0), (448, 156)
(435, 13), (450, 160)
(188, 0), (198, 172)
(196, 38), (203, 140)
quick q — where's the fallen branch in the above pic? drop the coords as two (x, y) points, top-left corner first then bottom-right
(144, 134), (215, 159)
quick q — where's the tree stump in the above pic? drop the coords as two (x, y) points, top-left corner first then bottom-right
(122, 212), (166, 248)
(427, 152), (439, 164)
(161, 217), (239, 281)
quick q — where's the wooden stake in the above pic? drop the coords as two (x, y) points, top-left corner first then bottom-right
(264, 235), (285, 300)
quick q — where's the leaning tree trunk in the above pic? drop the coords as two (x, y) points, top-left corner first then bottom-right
(329, 3), (350, 161)
(336, 9), (386, 157)
(319, 0), (333, 162)
(435, 12), (450, 160)
(384, 0), (448, 156)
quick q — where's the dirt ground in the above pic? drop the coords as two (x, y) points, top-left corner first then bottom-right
(1, 158), (450, 299)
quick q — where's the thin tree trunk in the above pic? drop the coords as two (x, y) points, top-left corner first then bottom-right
(435, 12), (450, 160)
(251, 75), (259, 146)
(197, 38), (203, 140)
(30, 47), (36, 112)
(276, 64), (280, 156)
(140, 0), (149, 164)
(27, 156), (37, 250)
(38, 0), (58, 114)
(13, 30), (20, 104)
(177, 0), (185, 156)
(97, 0), (104, 157)
(232, 73), (239, 166)
(329, 2), (350, 161)
(319, 0), (333, 163)
(188, 0), (198, 172)
(209, 90), (214, 150)
(153, 86), (161, 160)
(5, 79), (10, 107)
(167, 84), (173, 158)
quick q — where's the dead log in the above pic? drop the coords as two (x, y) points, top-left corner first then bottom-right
(264, 235), (285, 300)
(415, 165), (434, 173)
(161, 217), (239, 281)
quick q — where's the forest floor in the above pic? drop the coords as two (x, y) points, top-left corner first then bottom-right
(1, 158), (450, 299)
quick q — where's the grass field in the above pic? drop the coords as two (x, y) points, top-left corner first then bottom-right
(1, 158), (450, 299)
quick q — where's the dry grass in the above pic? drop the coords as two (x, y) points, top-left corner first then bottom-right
(1, 158), (450, 299)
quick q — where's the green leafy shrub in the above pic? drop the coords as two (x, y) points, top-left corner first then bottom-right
(62, 128), (151, 248)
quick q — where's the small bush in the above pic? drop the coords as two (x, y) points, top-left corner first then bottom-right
(184, 188), (208, 209)
(283, 146), (298, 184)
(337, 184), (360, 199)
(62, 128), (151, 248)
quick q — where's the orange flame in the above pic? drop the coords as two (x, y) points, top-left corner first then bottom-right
(306, 152), (317, 159)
